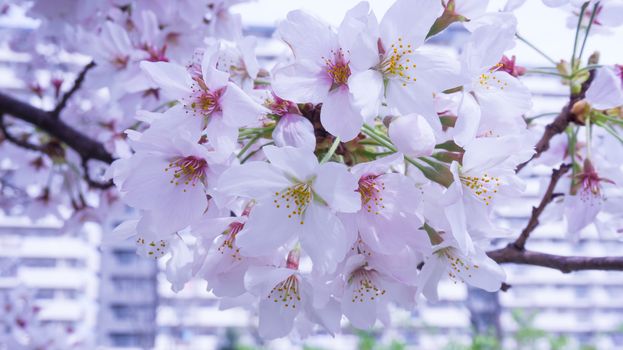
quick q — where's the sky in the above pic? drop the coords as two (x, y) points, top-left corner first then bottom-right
(232, 0), (623, 66)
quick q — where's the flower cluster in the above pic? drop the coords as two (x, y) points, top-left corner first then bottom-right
(0, 0), (248, 228)
(104, 0), (541, 338)
(0, 288), (88, 349)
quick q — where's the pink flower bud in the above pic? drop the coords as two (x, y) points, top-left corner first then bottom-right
(388, 114), (436, 157)
(272, 113), (316, 151)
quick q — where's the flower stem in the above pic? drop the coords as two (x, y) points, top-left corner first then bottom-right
(361, 124), (453, 187)
(516, 33), (557, 65)
(571, 2), (589, 71)
(240, 142), (275, 163)
(525, 70), (567, 78)
(585, 114), (592, 160)
(237, 133), (262, 159)
(320, 136), (341, 163)
(578, 1), (600, 63)
(361, 124), (397, 152)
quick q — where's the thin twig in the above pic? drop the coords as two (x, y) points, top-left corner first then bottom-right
(516, 33), (558, 65)
(513, 163), (571, 250)
(52, 61), (96, 118)
(516, 66), (596, 173)
(0, 114), (45, 152)
(578, 2), (600, 63)
(80, 157), (114, 190)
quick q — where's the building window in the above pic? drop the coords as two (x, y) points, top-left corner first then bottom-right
(21, 258), (56, 268)
(113, 250), (138, 265)
(110, 333), (154, 347)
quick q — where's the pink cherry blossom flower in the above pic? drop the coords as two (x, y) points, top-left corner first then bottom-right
(348, 153), (430, 255)
(348, 0), (461, 120)
(141, 47), (268, 152)
(272, 3), (374, 141)
(218, 145), (360, 274)
(113, 131), (225, 234)
(417, 237), (506, 301)
(565, 159), (615, 238)
(244, 250), (341, 339)
(339, 243), (416, 329)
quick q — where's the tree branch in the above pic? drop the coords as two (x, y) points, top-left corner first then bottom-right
(0, 113), (46, 152)
(515, 68), (597, 173)
(0, 91), (114, 164)
(488, 244), (623, 273)
(513, 163), (571, 250)
(52, 61), (96, 118)
(81, 157), (114, 190)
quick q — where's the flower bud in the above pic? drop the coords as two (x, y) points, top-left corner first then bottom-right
(571, 99), (590, 124)
(272, 113), (316, 151)
(388, 114), (436, 157)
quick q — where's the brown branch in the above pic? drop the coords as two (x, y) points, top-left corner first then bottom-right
(515, 67), (597, 173)
(81, 157), (114, 190)
(488, 244), (623, 273)
(513, 163), (571, 250)
(0, 113), (46, 152)
(52, 61), (96, 118)
(0, 91), (114, 164)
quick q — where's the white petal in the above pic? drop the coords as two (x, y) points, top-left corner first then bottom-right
(258, 296), (298, 339)
(341, 281), (378, 329)
(380, 0), (442, 48)
(140, 61), (192, 100)
(204, 114), (238, 156)
(456, 248), (506, 292)
(314, 162), (360, 213)
(139, 183), (208, 234)
(388, 114), (436, 157)
(299, 204), (349, 275)
(272, 113), (316, 151)
(585, 67), (623, 110)
(416, 254), (446, 301)
(263, 145), (319, 181)
(386, 79), (437, 118)
(453, 92), (481, 147)
(121, 156), (173, 209)
(321, 86), (364, 141)
(244, 266), (295, 296)
(350, 152), (403, 178)
(221, 82), (268, 127)
(461, 15), (516, 70)
(408, 49), (463, 92)
(272, 62), (331, 103)
(236, 201), (299, 256)
(277, 10), (338, 62)
(565, 191), (602, 238)
(165, 237), (194, 293)
(475, 71), (532, 124)
(104, 219), (138, 244)
(217, 161), (289, 200)
(202, 49), (229, 89)
(348, 70), (384, 120)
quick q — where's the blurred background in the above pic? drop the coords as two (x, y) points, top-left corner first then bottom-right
(1, 1), (623, 349)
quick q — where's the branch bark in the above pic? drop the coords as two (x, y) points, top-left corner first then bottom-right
(0, 91), (114, 164)
(0, 113), (46, 152)
(513, 163), (571, 250)
(52, 61), (96, 118)
(515, 68), (596, 173)
(488, 244), (623, 273)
